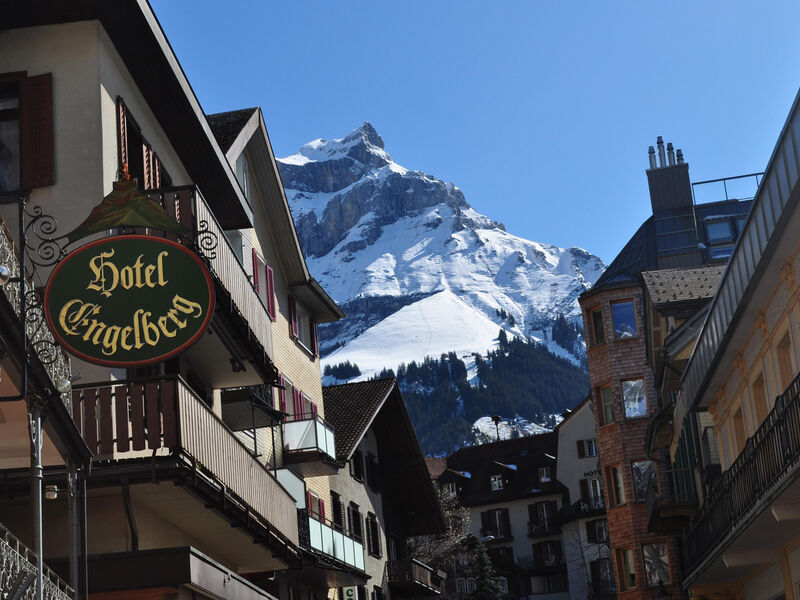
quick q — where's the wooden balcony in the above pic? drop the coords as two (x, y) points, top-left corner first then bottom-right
(70, 376), (299, 550)
(144, 187), (276, 388)
(387, 558), (446, 596)
(0, 519), (73, 600)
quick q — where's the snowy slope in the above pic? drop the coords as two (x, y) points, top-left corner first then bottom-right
(278, 123), (605, 379)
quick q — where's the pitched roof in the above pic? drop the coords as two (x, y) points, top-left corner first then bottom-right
(425, 457), (448, 479)
(206, 108), (258, 153)
(642, 264), (726, 306)
(323, 378), (396, 462)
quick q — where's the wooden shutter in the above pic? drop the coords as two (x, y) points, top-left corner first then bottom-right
(20, 73), (54, 189)
(480, 511), (490, 534)
(501, 508), (511, 538)
(532, 543), (543, 569)
(278, 375), (286, 412)
(580, 478), (590, 502)
(306, 491), (313, 516)
(293, 388), (303, 417)
(311, 317), (319, 356)
(289, 295), (298, 337)
(577, 440), (586, 458)
(586, 520), (597, 543)
(252, 249), (260, 292)
(265, 264), (276, 320)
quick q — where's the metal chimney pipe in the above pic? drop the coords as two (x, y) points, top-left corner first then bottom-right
(648, 146), (657, 169)
(676, 149), (684, 165)
(667, 142), (675, 166)
(657, 136), (666, 168)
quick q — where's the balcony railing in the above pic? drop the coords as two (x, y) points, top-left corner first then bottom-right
(0, 520), (73, 600)
(559, 497), (605, 523)
(283, 412), (336, 461)
(685, 370), (800, 569)
(479, 528), (511, 541)
(70, 375), (298, 545)
(146, 187), (273, 363)
(527, 519), (560, 538)
(387, 558), (446, 596)
(298, 508), (364, 571)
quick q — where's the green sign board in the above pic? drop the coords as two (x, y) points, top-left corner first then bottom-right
(44, 235), (214, 367)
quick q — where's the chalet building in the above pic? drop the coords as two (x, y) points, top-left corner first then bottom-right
(429, 434), (567, 599)
(578, 136), (754, 598)
(0, 5), (452, 600)
(554, 399), (614, 599)
(318, 379), (447, 600)
(642, 89), (800, 599)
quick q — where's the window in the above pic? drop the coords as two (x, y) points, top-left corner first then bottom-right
(577, 438), (597, 458)
(481, 508), (510, 539)
(350, 450), (364, 481)
(0, 72), (54, 193)
(538, 466), (551, 483)
(235, 152), (253, 203)
(643, 543), (670, 585)
(457, 552), (469, 566)
(366, 453), (380, 492)
(579, 478), (604, 507)
(591, 308), (605, 346)
(530, 574), (567, 594)
(490, 474), (504, 491)
(347, 502), (363, 541)
(710, 245), (733, 259)
(753, 373), (769, 425)
(306, 490), (325, 521)
(289, 295), (318, 356)
(586, 519), (608, 544)
(366, 512), (382, 558)
(528, 501), (557, 533)
(617, 548), (636, 590)
(611, 300), (638, 339)
(443, 482), (457, 496)
(533, 540), (562, 567)
(466, 579), (476, 594)
(497, 577), (508, 595)
(331, 492), (344, 531)
(590, 559), (615, 595)
(705, 219), (733, 243)
(456, 579), (466, 594)
(608, 465), (626, 505)
(117, 97), (171, 189)
(777, 333), (795, 391)
(622, 379), (647, 418)
(600, 386), (615, 425)
(631, 460), (655, 502)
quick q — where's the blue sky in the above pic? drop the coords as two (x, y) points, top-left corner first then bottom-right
(151, 1), (800, 263)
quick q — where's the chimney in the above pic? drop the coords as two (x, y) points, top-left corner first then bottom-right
(676, 149), (684, 165)
(648, 146), (657, 169)
(667, 142), (675, 166)
(657, 136), (666, 167)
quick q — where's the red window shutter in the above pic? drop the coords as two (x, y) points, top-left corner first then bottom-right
(306, 491), (313, 515)
(252, 249), (260, 292)
(20, 73), (54, 189)
(311, 402), (318, 417)
(265, 264), (276, 320)
(278, 375), (286, 412)
(311, 318), (319, 356)
(577, 440), (586, 459)
(289, 295), (298, 337)
(294, 388), (303, 417)
(319, 499), (326, 521)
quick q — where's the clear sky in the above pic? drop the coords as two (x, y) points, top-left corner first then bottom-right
(150, 1), (800, 263)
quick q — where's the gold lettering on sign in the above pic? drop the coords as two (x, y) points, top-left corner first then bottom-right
(57, 294), (203, 357)
(87, 250), (169, 297)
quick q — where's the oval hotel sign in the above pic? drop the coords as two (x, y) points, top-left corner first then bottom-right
(44, 235), (214, 367)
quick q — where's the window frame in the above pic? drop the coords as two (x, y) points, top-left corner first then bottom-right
(631, 460), (655, 502)
(610, 299), (638, 340)
(617, 547), (636, 590)
(538, 466), (551, 483)
(590, 307), (605, 346)
(489, 473), (504, 491)
(599, 386), (616, 425)
(621, 378), (648, 419)
(608, 465), (626, 506)
(642, 543), (671, 586)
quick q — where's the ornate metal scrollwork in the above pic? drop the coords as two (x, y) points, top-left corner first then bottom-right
(194, 219), (219, 261)
(23, 203), (69, 267)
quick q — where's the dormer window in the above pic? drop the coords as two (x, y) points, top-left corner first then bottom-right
(538, 467), (551, 483)
(489, 474), (504, 491)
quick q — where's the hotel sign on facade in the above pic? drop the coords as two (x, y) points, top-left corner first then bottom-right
(44, 235), (214, 367)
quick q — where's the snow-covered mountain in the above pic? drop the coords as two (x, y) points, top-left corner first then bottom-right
(470, 415), (563, 445)
(278, 123), (605, 379)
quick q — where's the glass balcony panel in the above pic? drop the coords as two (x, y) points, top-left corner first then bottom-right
(325, 425), (336, 460)
(321, 521), (335, 556)
(284, 419), (318, 451)
(344, 536), (355, 566)
(354, 542), (365, 570)
(332, 529), (346, 562)
(308, 515), (323, 551)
